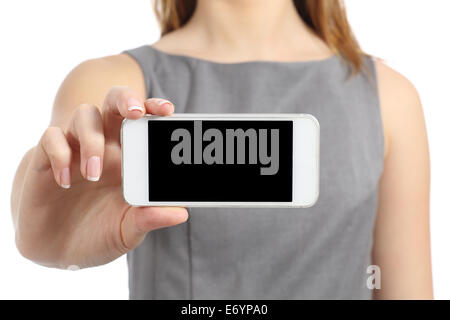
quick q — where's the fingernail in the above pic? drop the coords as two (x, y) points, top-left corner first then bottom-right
(127, 98), (144, 114)
(156, 99), (173, 108)
(156, 99), (174, 113)
(60, 167), (71, 189)
(87, 156), (101, 181)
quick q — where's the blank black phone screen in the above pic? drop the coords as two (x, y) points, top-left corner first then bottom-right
(148, 120), (293, 202)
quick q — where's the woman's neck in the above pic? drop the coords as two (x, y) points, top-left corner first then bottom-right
(154, 0), (332, 62)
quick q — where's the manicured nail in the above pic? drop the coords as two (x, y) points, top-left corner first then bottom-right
(87, 156), (101, 181)
(127, 98), (144, 113)
(60, 167), (71, 189)
(155, 99), (174, 113)
(156, 99), (173, 107)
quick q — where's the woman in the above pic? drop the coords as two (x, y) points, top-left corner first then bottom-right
(11, 0), (432, 299)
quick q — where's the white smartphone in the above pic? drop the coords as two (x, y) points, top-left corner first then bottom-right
(121, 114), (319, 208)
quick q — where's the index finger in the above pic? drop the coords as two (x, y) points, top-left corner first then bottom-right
(102, 86), (145, 142)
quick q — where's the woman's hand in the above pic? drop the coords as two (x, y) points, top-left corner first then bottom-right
(14, 86), (188, 269)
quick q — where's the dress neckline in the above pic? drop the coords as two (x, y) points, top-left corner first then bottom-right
(147, 44), (340, 67)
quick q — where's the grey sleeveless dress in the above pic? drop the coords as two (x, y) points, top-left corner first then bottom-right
(123, 45), (384, 300)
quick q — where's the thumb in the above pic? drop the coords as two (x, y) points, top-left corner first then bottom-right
(120, 206), (189, 250)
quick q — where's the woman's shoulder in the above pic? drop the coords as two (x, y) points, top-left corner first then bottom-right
(374, 59), (420, 103)
(51, 53), (146, 126)
(72, 53), (144, 89)
(57, 53), (146, 104)
(373, 58), (424, 159)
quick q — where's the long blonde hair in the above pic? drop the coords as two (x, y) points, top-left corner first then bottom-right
(153, 0), (365, 74)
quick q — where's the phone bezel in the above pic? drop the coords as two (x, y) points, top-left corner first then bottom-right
(121, 114), (319, 208)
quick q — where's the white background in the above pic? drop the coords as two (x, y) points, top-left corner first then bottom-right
(0, 0), (448, 299)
